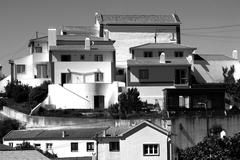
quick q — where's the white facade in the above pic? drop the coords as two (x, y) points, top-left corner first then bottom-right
(98, 121), (170, 160)
(3, 139), (97, 158)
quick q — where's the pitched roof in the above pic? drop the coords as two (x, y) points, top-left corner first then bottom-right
(193, 54), (240, 83)
(50, 44), (115, 52)
(127, 58), (190, 66)
(4, 128), (107, 141)
(120, 121), (169, 139)
(103, 120), (169, 138)
(130, 43), (196, 50)
(97, 14), (181, 25)
(194, 54), (235, 61)
(0, 150), (50, 160)
(0, 144), (15, 151)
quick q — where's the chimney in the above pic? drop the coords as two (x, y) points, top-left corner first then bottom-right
(62, 131), (66, 138)
(160, 52), (165, 63)
(104, 29), (109, 40)
(48, 28), (57, 48)
(232, 50), (238, 59)
(85, 37), (90, 50)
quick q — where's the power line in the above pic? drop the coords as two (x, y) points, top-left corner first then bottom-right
(182, 24), (240, 31)
(182, 33), (240, 39)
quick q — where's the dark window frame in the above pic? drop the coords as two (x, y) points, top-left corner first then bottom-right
(80, 54), (85, 60)
(71, 142), (78, 152)
(16, 65), (25, 74)
(35, 46), (43, 53)
(144, 51), (153, 58)
(95, 72), (103, 82)
(139, 69), (149, 80)
(94, 54), (103, 61)
(109, 142), (120, 152)
(61, 55), (71, 61)
(143, 144), (160, 156)
(86, 142), (94, 152)
(174, 51), (183, 57)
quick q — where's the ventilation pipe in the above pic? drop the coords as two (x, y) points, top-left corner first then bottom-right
(232, 50), (238, 59)
(85, 37), (90, 50)
(160, 52), (165, 63)
(48, 28), (57, 47)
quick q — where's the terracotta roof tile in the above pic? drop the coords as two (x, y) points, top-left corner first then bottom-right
(0, 150), (50, 160)
(130, 43), (196, 50)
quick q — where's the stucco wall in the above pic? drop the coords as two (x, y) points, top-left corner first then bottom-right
(98, 142), (120, 160)
(3, 139), (96, 158)
(52, 51), (114, 62)
(120, 126), (168, 160)
(54, 61), (113, 84)
(133, 49), (193, 59)
(63, 82), (119, 109)
(109, 32), (175, 66)
(128, 66), (189, 85)
(14, 55), (34, 80)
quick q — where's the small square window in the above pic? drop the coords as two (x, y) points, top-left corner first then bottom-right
(71, 142), (78, 152)
(175, 51), (183, 57)
(95, 55), (103, 61)
(86, 142), (94, 152)
(109, 142), (120, 152)
(143, 144), (159, 156)
(35, 47), (42, 53)
(9, 143), (13, 147)
(95, 72), (103, 82)
(80, 55), (85, 60)
(46, 143), (53, 150)
(144, 52), (153, 57)
(139, 69), (149, 79)
(16, 65), (25, 74)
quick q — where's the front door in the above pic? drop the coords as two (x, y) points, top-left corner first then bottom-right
(61, 73), (71, 85)
(94, 95), (104, 109)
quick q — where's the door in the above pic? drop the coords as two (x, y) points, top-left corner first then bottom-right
(61, 73), (71, 85)
(94, 95), (104, 109)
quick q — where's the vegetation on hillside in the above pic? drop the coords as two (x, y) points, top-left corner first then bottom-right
(178, 132), (240, 160)
(0, 119), (20, 143)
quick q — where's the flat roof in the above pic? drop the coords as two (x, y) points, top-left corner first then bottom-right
(127, 58), (191, 66)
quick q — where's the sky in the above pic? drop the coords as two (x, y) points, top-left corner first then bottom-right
(0, 0), (240, 74)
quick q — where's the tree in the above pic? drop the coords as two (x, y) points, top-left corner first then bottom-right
(0, 119), (20, 142)
(108, 88), (143, 118)
(179, 133), (240, 160)
(29, 81), (51, 104)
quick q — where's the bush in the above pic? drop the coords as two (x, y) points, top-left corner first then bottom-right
(0, 98), (7, 108)
(0, 119), (20, 141)
(29, 81), (51, 104)
(5, 80), (31, 103)
(108, 103), (120, 118)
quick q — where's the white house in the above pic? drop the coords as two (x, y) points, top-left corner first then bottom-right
(3, 121), (171, 160)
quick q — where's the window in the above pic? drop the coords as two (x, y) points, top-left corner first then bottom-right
(86, 142), (94, 152)
(109, 142), (120, 152)
(94, 55), (103, 61)
(95, 72), (103, 82)
(34, 144), (41, 149)
(46, 143), (53, 150)
(144, 51), (153, 57)
(139, 69), (149, 80)
(80, 54), (85, 60)
(175, 69), (188, 84)
(16, 65), (25, 74)
(143, 144), (159, 156)
(35, 47), (42, 53)
(36, 64), (48, 78)
(175, 51), (183, 57)
(71, 142), (78, 152)
(61, 55), (71, 61)
(9, 143), (13, 147)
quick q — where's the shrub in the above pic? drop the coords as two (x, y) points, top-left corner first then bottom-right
(0, 98), (7, 110)
(29, 81), (51, 104)
(108, 103), (120, 118)
(5, 80), (31, 102)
